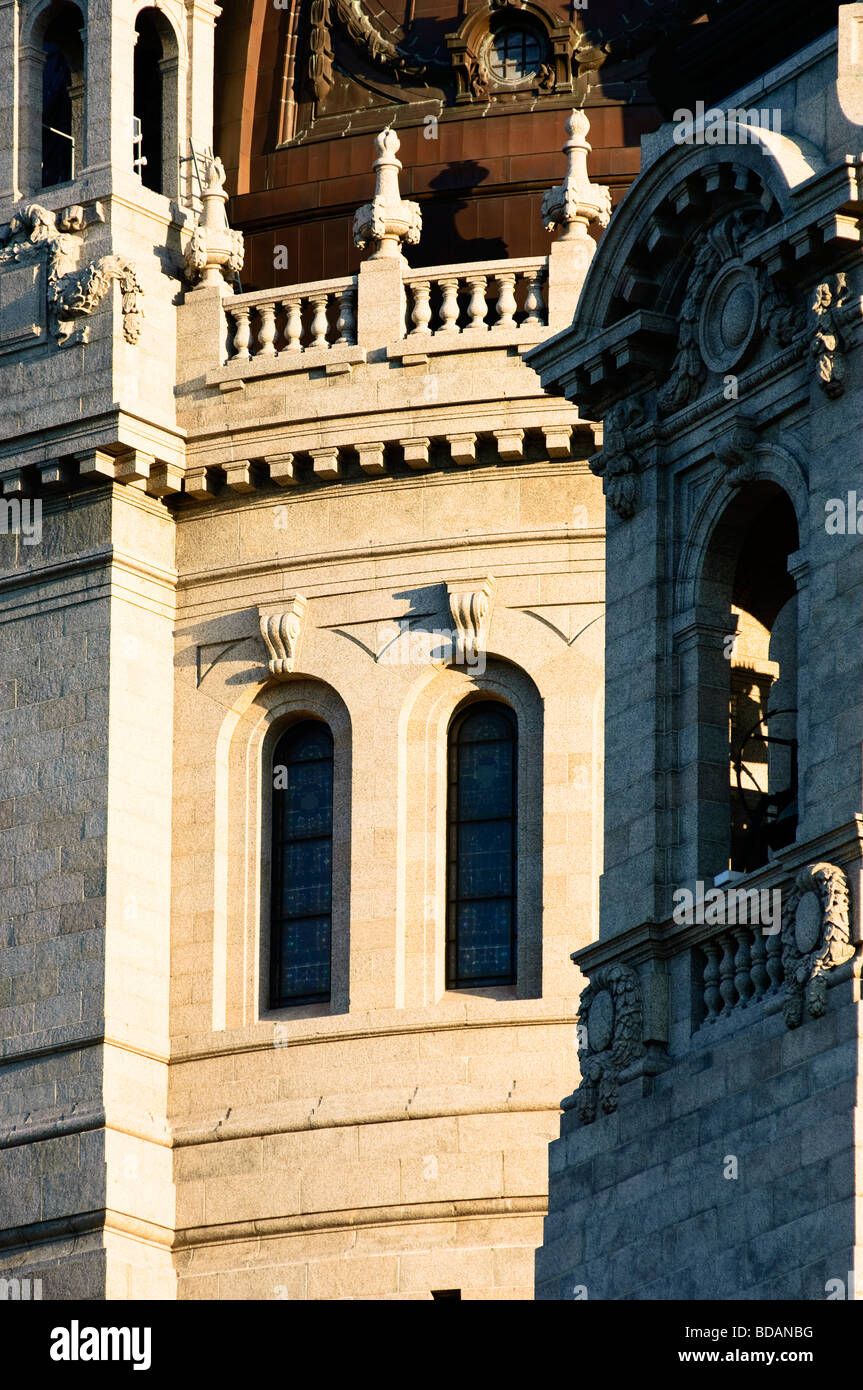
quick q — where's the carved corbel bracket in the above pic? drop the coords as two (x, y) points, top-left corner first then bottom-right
(259, 597), (308, 678)
(589, 396), (646, 519)
(446, 575), (496, 665)
(780, 862), (855, 1028)
(713, 412), (759, 488)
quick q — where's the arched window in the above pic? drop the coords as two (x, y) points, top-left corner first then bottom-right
(41, 4), (85, 188)
(133, 9), (179, 197)
(270, 720), (334, 1006)
(446, 701), (517, 989)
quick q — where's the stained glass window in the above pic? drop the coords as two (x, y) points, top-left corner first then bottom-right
(447, 702), (517, 988)
(270, 720), (334, 1005)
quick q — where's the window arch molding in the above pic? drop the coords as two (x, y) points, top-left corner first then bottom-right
(214, 677), (351, 1030)
(398, 659), (544, 1005)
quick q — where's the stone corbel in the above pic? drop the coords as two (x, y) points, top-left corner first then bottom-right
(259, 598), (308, 678)
(446, 576), (496, 665)
(713, 412), (758, 487)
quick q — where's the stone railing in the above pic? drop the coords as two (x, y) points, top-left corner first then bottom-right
(226, 275), (357, 361)
(403, 258), (547, 338)
(695, 924), (784, 1027)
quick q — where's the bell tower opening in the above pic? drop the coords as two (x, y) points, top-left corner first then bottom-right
(726, 491), (799, 872)
(133, 8), (179, 197)
(41, 3), (84, 188)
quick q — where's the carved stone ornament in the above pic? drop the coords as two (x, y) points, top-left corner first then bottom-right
(0, 203), (143, 347)
(657, 208), (763, 416)
(353, 128), (422, 259)
(541, 108), (612, 243)
(780, 862), (855, 1028)
(259, 598), (308, 678)
(446, 575), (496, 665)
(183, 156), (245, 288)
(332, 0), (427, 80)
(810, 273), (847, 399)
(575, 962), (646, 1124)
(589, 396), (646, 519)
(713, 413), (758, 487)
(308, 0), (335, 102)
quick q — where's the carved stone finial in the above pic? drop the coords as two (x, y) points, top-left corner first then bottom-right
(541, 108), (612, 244)
(353, 127), (422, 260)
(446, 576), (496, 666)
(184, 154), (245, 288)
(259, 598), (308, 678)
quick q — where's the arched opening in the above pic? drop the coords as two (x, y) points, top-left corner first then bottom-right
(699, 485), (800, 876)
(133, 8), (179, 197)
(41, 3), (85, 188)
(269, 718), (335, 1007)
(446, 699), (518, 989)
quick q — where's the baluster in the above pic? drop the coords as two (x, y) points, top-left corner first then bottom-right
(733, 927), (754, 1007)
(284, 297), (302, 352)
(750, 927), (768, 1001)
(438, 277), (460, 334)
(311, 295), (329, 348)
(231, 306), (251, 361)
(464, 273), (489, 332)
(257, 300), (278, 357)
(523, 266), (545, 326)
(765, 925), (784, 992)
(409, 279), (432, 335)
(494, 271), (517, 330)
(718, 933), (738, 1016)
(702, 943), (722, 1024)
(336, 282), (356, 345)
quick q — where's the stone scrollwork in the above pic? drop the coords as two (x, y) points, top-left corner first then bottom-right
(0, 203), (144, 347)
(589, 396), (645, 520)
(810, 273), (847, 399)
(446, 575), (496, 665)
(713, 413), (758, 488)
(575, 962), (645, 1124)
(259, 598), (308, 678)
(780, 862), (855, 1028)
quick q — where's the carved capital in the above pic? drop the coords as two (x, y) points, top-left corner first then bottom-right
(573, 962), (645, 1124)
(780, 862), (855, 1027)
(446, 575), (496, 665)
(259, 598), (308, 678)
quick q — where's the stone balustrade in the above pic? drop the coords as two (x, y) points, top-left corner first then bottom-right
(403, 258), (547, 338)
(696, 923), (784, 1026)
(226, 275), (357, 361)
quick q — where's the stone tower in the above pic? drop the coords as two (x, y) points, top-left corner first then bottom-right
(531, 5), (863, 1300)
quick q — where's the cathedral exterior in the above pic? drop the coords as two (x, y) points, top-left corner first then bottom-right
(0, 0), (858, 1302)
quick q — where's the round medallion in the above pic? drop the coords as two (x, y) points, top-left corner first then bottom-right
(589, 989), (614, 1053)
(698, 261), (760, 374)
(794, 890), (822, 955)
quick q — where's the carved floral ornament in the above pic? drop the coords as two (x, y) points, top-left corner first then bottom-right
(780, 861), (855, 1029)
(0, 203), (143, 347)
(589, 396), (647, 520)
(573, 962), (646, 1124)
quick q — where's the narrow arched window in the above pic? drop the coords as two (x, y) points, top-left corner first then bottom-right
(447, 701), (517, 989)
(271, 720), (333, 1006)
(41, 4), (85, 188)
(133, 9), (179, 197)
